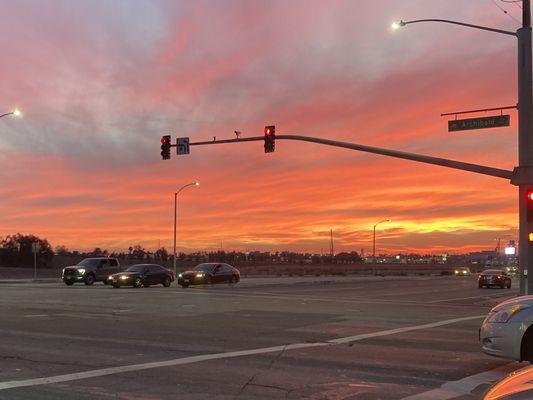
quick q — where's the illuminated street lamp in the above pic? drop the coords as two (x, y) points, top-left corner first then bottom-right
(0, 108), (22, 119)
(373, 219), (391, 258)
(392, 1), (533, 295)
(173, 182), (199, 275)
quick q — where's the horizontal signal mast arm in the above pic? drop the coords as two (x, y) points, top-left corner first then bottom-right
(189, 135), (513, 180)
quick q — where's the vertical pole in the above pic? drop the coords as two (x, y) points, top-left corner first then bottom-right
(33, 248), (37, 280)
(173, 192), (177, 276)
(518, 0), (533, 294)
(373, 225), (376, 258)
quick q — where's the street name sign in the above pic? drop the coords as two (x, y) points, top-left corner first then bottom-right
(176, 137), (190, 155)
(448, 115), (510, 132)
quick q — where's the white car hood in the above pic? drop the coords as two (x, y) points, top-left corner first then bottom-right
(492, 295), (533, 312)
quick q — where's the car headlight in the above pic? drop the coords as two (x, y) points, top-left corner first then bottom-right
(487, 304), (528, 323)
(78, 268), (86, 274)
(454, 270), (459, 274)
(62, 268), (65, 274)
(196, 273), (205, 278)
(178, 273), (182, 278)
(108, 275), (113, 280)
(120, 275), (129, 280)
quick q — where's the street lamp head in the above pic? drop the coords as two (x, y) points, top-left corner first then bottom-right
(13, 109), (22, 117)
(391, 20), (406, 30)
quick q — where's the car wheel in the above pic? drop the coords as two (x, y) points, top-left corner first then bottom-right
(507, 281), (512, 289)
(478, 283), (483, 288)
(143, 284), (150, 288)
(206, 276), (212, 285)
(521, 326), (533, 362)
(84, 274), (95, 286)
(163, 277), (171, 287)
(229, 275), (236, 285)
(65, 281), (74, 286)
(133, 278), (142, 288)
(112, 283), (120, 289)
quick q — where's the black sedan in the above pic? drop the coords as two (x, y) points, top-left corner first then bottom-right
(108, 264), (174, 288)
(177, 263), (240, 288)
(478, 269), (512, 289)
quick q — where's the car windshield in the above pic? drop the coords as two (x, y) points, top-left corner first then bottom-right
(482, 270), (503, 275)
(126, 265), (146, 273)
(77, 259), (101, 268)
(193, 264), (214, 272)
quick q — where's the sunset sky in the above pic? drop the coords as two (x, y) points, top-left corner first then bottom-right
(0, 0), (524, 255)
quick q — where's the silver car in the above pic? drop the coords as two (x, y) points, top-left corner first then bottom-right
(480, 295), (533, 361)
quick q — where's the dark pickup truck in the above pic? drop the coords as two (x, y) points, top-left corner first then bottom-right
(62, 257), (121, 286)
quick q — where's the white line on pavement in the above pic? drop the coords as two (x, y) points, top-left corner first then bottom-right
(428, 293), (516, 304)
(0, 315), (485, 391)
(22, 314), (48, 318)
(400, 362), (520, 400)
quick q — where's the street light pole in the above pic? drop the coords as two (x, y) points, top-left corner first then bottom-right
(0, 109), (22, 119)
(394, 0), (533, 295)
(372, 219), (390, 258)
(173, 182), (199, 276)
(517, 0), (533, 295)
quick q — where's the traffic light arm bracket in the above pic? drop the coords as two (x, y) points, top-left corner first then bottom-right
(189, 134), (514, 181)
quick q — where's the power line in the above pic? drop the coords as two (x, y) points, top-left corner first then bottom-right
(491, 0), (521, 23)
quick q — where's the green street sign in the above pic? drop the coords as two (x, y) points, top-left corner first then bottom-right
(448, 115), (510, 132)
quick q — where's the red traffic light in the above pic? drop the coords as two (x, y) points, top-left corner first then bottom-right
(161, 135), (171, 160)
(264, 125), (275, 153)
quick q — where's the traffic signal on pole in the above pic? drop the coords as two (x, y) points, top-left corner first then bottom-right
(264, 125), (275, 153)
(161, 135), (171, 160)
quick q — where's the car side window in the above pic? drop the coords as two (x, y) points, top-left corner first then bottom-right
(100, 260), (109, 268)
(214, 265), (221, 274)
(110, 259), (118, 267)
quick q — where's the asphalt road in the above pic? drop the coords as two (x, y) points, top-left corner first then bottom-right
(0, 275), (524, 399)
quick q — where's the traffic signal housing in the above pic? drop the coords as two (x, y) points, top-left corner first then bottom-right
(264, 125), (275, 153)
(161, 135), (171, 160)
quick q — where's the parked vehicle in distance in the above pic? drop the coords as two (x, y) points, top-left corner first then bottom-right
(62, 257), (121, 286)
(483, 365), (533, 400)
(108, 264), (174, 288)
(480, 295), (533, 363)
(478, 269), (512, 289)
(454, 267), (471, 276)
(178, 263), (240, 288)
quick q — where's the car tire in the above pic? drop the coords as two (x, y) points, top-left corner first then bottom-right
(103, 280), (109, 285)
(143, 284), (150, 288)
(181, 283), (189, 288)
(478, 283), (484, 288)
(112, 283), (120, 289)
(521, 326), (533, 362)
(206, 276), (212, 285)
(507, 282), (512, 289)
(65, 281), (74, 286)
(133, 278), (142, 288)
(84, 274), (95, 286)
(229, 275), (236, 285)
(163, 277), (171, 287)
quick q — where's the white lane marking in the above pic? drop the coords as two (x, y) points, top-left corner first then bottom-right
(22, 314), (48, 318)
(171, 290), (485, 309)
(0, 315), (484, 391)
(327, 315), (485, 344)
(428, 293), (516, 304)
(400, 362), (520, 400)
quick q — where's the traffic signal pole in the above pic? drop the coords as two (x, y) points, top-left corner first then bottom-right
(189, 134), (513, 179)
(516, 0), (533, 294)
